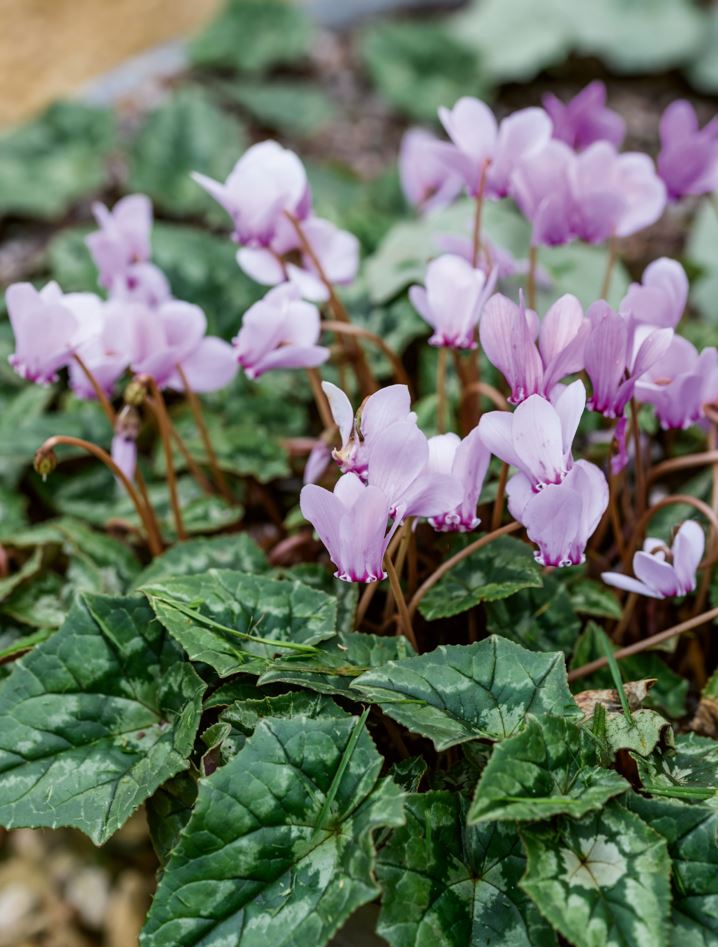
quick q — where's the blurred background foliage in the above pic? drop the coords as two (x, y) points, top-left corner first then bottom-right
(0, 0), (717, 944)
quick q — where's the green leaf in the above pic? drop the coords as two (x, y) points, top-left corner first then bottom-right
(469, 716), (628, 823)
(377, 791), (557, 947)
(635, 733), (718, 802)
(0, 547), (43, 603)
(1, 572), (66, 629)
(133, 534), (267, 589)
(486, 573), (580, 654)
(190, 0), (313, 73)
(602, 709), (674, 759)
(127, 87), (246, 219)
(140, 715), (404, 947)
(0, 593), (205, 844)
(272, 563), (358, 636)
(418, 536), (543, 621)
(0, 102), (115, 219)
(686, 9), (718, 93)
(145, 569), (336, 676)
(565, 577), (623, 620)
(520, 803), (671, 947)
(219, 79), (335, 137)
(360, 20), (488, 123)
(626, 794), (718, 946)
(536, 241), (629, 311)
(146, 772), (198, 868)
(352, 637), (580, 750)
(257, 631), (415, 698)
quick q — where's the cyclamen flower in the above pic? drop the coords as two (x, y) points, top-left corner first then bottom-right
(129, 300), (237, 392)
(480, 292), (587, 404)
(300, 473), (400, 583)
(425, 427), (490, 532)
(507, 459), (609, 567)
(6, 282), (99, 384)
(570, 142), (666, 243)
(438, 97), (552, 198)
(86, 195), (152, 288)
(237, 215), (359, 303)
(511, 140), (576, 247)
(657, 101), (718, 200)
(620, 258), (688, 329)
(543, 81), (625, 152)
(233, 284), (329, 380)
(409, 254), (496, 349)
(478, 381), (586, 491)
(69, 300), (135, 398)
(366, 420), (462, 523)
(322, 382), (416, 478)
(603, 521), (705, 599)
(584, 301), (673, 419)
(192, 140), (310, 247)
(635, 337), (718, 430)
(399, 128), (463, 213)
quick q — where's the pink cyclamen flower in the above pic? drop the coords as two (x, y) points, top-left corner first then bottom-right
(233, 284), (328, 380)
(619, 258), (688, 330)
(543, 81), (625, 152)
(399, 128), (463, 213)
(237, 215), (359, 303)
(635, 337), (718, 430)
(69, 300), (135, 398)
(322, 382), (416, 478)
(425, 426), (490, 532)
(6, 282), (98, 384)
(603, 520), (705, 598)
(438, 98), (552, 199)
(366, 419), (462, 523)
(86, 195), (153, 290)
(409, 254), (496, 349)
(657, 101), (718, 201)
(192, 140), (310, 247)
(584, 301), (673, 419)
(507, 459), (609, 567)
(478, 380), (587, 491)
(570, 142), (666, 243)
(129, 300), (237, 392)
(480, 292), (587, 404)
(300, 473), (400, 583)
(511, 140), (576, 247)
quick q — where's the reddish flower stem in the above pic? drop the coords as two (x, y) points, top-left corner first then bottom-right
(143, 377), (186, 541)
(175, 364), (234, 504)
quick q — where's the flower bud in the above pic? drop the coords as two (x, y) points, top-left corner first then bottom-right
(34, 446), (57, 480)
(124, 378), (147, 407)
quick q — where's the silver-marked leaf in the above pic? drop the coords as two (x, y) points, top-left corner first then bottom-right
(418, 536), (542, 621)
(144, 569), (336, 676)
(468, 716), (629, 823)
(520, 803), (671, 947)
(0, 593), (205, 844)
(486, 573), (580, 654)
(140, 715), (405, 947)
(627, 795), (718, 946)
(352, 637), (580, 750)
(377, 791), (557, 947)
(258, 631), (415, 698)
(635, 733), (718, 803)
(133, 534), (267, 589)
(602, 709), (674, 759)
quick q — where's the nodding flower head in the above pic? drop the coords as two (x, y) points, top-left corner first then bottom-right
(478, 381), (586, 492)
(322, 382), (416, 478)
(409, 254), (497, 350)
(603, 520), (705, 599)
(425, 427), (491, 533)
(636, 338), (718, 432)
(6, 282), (84, 385)
(33, 445), (57, 481)
(300, 473), (400, 584)
(657, 100), (718, 201)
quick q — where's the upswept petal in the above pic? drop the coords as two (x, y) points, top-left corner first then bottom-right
(511, 394), (565, 486)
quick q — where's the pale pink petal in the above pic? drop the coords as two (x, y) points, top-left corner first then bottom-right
(236, 247), (286, 286)
(553, 379), (586, 458)
(300, 483), (342, 565)
(512, 395), (565, 485)
(170, 337), (238, 392)
(672, 520), (704, 592)
(322, 381), (354, 444)
(360, 385), (414, 440)
(633, 551), (679, 597)
(478, 410), (523, 471)
(602, 572), (658, 597)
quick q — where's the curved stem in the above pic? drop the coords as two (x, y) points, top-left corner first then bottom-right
(320, 320), (407, 393)
(630, 399), (646, 516)
(176, 364), (234, 504)
(568, 605), (718, 683)
(145, 400), (213, 496)
(408, 521), (521, 619)
(600, 234), (618, 299)
(491, 463), (509, 531)
(620, 493), (718, 573)
(306, 367), (335, 431)
(73, 353), (116, 426)
(527, 246), (538, 310)
(41, 436), (162, 556)
(608, 472), (626, 560)
(385, 554), (418, 651)
(647, 449), (718, 486)
(356, 526), (404, 627)
(144, 378), (187, 541)
(436, 347), (448, 434)
(459, 380), (509, 413)
(285, 211), (376, 396)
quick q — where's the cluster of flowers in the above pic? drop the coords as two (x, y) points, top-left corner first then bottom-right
(6, 81), (716, 602)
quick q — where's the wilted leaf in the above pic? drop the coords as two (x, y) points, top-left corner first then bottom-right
(0, 593), (205, 844)
(574, 679), (657, 719)
(378, 791), (557, 947)
(140, 715), (404, 946)
(352, 637), (580, 750)
(520, 803), (671, 947)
